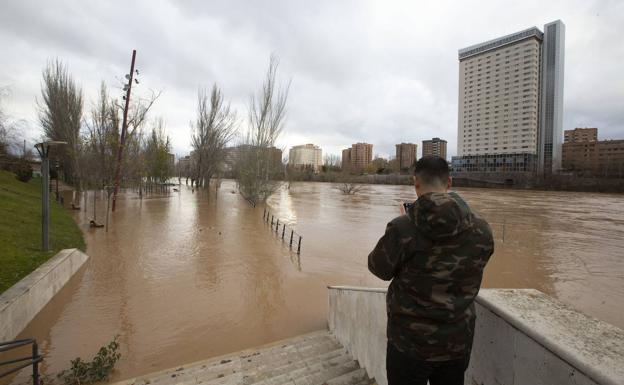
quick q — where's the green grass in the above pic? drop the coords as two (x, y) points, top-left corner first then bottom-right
(0, 170), (85, 293)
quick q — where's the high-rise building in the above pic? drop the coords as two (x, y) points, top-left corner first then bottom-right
(288, 144), (322, 172)
(342, 143), (373, 171)
(564, 128), (598, 143)
(395, 143), (417, 170)
(351, 143), (373, 170)
(422, 138), (447, 160)
(454, 20), (565, 176)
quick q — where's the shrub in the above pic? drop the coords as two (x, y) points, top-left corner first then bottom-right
(14, 160), (33, 183)
(57, 336), (121, 385)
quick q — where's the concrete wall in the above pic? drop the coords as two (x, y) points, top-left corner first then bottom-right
(0, 248), (89, 341)
(328, 286), (388, 385)
(328, 286), (624, 385)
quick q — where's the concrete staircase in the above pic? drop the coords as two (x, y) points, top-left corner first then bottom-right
(114, 330), (374, 385)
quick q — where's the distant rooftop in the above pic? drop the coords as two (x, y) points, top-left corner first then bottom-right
(458, 27), (543, 60)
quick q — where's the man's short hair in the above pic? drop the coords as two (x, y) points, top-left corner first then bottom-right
(413, 156), (450, 187)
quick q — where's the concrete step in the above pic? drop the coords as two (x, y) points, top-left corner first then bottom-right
(131, 331), (335, 385)
(174, 338), (339, 384)
(113, 330), (374, 385)
(241, 347), (350, 384)
(325, 368), (370, 385)
(246, 349), (354, 385)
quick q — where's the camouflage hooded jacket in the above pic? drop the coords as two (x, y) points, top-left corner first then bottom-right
(368, 191), (494, 361)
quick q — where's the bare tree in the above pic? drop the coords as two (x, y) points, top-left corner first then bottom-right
(237, 54), (290, 203)
(335, 181), (367, 195)
(323, 154), (341, 167)
(38, 59), (83, 187)
(190, 84), (237, 187)
(82, 83), (120, 188)
(0, 86), (11, 157)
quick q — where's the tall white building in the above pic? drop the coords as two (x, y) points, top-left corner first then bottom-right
(288, 144), (322, 172)
(454, 20), (565, 175)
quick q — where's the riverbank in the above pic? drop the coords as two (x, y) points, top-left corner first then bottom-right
(0, 171), (85, 293)
(281, 172), (624, 193)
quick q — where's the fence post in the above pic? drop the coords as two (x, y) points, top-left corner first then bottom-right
(282, 224), (286, 239)
(297, 236), (302, 255)
(289, 230), (294, 248)
(276, 219), (280, 233)
(32, 341), (39, 385)
(271, 215), (274, 227)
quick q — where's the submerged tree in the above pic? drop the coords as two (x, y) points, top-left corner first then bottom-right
(82, 83), (120, 188)
(80, 81), (160, 192)
(143, 118), (172, 184)
(38, 59), (83, 186)
(190, 84), (237, 187)
(237, 54), (290, 203)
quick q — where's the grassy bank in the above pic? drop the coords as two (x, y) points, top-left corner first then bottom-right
(0, 170), (85, 293)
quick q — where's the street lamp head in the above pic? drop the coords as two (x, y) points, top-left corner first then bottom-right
(34, 141), (68, 158)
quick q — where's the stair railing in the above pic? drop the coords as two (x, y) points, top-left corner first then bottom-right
(0, 339), (42, 385)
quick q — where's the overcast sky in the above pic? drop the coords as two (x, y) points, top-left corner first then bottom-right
(1, 0), (623, 159)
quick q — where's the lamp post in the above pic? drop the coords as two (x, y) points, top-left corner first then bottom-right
(34, 141), (67, 251)
(54, 161), (60, 203)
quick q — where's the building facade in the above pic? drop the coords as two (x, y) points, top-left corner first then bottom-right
(564, 127), (597, 143)
(422, 138), (447, 160)
(288, 144), (322, 172)
(168, 153), (175, 172)
(395, 143), (417, 170)
(454, 20), (565, 177)
(177, 155), (192, 177)
(342, 143), (373, 171)
(538, 20), (566, 176)
(341, 148), (351, 170)
(562, 128), (624, 177)
(223, 145), (283, 174)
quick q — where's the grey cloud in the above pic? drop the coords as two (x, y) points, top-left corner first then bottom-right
(0, 0), (623, 159)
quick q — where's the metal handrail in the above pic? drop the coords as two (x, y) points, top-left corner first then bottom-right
(0, 338), (41, 385)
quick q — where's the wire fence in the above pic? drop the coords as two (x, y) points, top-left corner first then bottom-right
(263, 208), (302, 255)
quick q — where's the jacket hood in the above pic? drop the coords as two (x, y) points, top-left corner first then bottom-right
(407, 192), (473, 240)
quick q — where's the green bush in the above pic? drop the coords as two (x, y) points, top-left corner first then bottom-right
(13, 160), (33, 183)
(57, 337), (121, 385)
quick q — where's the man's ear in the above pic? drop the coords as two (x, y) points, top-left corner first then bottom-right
(447, 176), (453, 190)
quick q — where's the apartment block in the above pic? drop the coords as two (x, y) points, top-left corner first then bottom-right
(454, 20), (565, 176)
(564, 128), (598, 143)
(342, 143), (373, 171)
(288, 144), (322, 172)
(422, 138), (447, 159)
(395, 143), (417, 170)
(223, 145), (283, 173)
(562, 128), (624, 177)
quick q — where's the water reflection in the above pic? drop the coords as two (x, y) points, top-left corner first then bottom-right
(10, 181), (624, 384)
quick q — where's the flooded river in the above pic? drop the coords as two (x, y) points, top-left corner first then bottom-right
(10, 181), (624, 383)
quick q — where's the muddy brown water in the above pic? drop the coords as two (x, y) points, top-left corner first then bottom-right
(8, 181), (624, 383)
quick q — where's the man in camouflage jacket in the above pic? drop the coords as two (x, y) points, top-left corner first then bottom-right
(368, 156), (494, 385)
